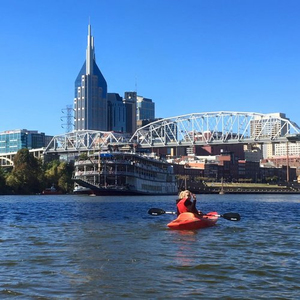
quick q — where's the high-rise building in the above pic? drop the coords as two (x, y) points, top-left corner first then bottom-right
(74, 25), (107, 131)
(136, 96), (155, 121)
(73, 25), (155, 134)
(107, 93), (126, 132)
(0, 129), (52, 154)
(123, 92), (137, 134)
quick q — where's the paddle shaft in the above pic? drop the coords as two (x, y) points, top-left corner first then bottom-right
(148, 208), (240, 221)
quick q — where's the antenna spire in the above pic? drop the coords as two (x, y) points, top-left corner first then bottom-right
(86, 23), (94, 75)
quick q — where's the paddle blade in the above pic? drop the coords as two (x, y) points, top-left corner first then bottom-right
(148, 208), (166, 216)
(221, 213), (241, 221)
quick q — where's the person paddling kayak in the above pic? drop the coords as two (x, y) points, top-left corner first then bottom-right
(176, 190), (203, 216)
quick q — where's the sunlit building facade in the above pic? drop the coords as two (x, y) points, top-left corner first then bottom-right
(250, 113), (288, 139)
(74, 25), (107, 131)
(137, 96), (155, 121)
(0, 129), (51, 154)
(73, 25), (155, 134)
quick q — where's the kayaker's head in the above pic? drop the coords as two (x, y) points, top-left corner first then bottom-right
(179, 190), (192, 200)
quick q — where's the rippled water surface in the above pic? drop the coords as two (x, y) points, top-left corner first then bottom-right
(0, 194), (299, 299)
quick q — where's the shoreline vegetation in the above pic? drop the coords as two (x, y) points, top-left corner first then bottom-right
(0, 149), (74, 195)
(1, 148), (300, 195)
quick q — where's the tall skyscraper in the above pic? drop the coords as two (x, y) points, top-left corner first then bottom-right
(74, 25), (108, 131)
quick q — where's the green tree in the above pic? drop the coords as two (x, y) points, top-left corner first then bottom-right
(6, 148), (43, 194)
(44, 160), (60, 187)
(58, 161), (74, 192)
(0, 167), (10, 194)
(44, 160), (74, 193)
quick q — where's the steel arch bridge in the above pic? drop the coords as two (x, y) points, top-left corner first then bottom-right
(44, 111), (300, 153)
(130, 111), (300, 147)
(44, 130), (131, 154)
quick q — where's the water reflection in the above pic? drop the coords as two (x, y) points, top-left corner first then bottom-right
(169, 230), (200, 267)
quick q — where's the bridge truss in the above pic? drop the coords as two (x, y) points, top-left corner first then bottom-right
(44, 112), (300, 153)
(44, 130), (131, 154)
(130, 112), (300, 147)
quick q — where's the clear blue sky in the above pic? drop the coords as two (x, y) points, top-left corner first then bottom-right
(1, 0), (300, 136)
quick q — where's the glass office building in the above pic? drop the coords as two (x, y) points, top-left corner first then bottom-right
(137, 96), (155, 121)
(0, 129), (50, 154)
(107, 93), (126, 132)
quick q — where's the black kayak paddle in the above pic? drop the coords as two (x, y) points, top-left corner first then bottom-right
(148, 208), (176, 216)
(148, 208), (241, 221)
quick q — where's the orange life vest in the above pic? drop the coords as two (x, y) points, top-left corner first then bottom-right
(177, 198), (191, 214)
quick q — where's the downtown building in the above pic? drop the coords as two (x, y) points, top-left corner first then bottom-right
(137, 95), (155, 121)
(73, 25), (155, 135)
(0, 129), (52, 154)
(74, 25), (108, 131)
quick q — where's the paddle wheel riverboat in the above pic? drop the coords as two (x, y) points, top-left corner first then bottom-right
(73, 151), (178, 196)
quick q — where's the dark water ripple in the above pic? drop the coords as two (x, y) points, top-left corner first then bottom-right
(0, 194), (300, 299)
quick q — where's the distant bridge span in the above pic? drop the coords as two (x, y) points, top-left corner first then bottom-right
(0, 156), (14, 167)
(44, 111), (300, 154)
(0, 148), (44, 167)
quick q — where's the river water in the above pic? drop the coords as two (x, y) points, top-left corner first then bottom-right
(0, 193), (299, 299)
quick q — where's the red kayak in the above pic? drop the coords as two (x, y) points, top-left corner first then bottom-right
(167, 212), (219, 230)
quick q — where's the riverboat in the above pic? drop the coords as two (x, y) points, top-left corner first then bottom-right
(73, 151), (178, 196)
(73, 185), (92, 195)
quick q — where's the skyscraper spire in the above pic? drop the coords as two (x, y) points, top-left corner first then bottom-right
(74, 24), (107, 131)
(86, 24), (94, 75)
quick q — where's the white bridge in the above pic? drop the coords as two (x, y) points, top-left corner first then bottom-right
(43, 111), (300, 154)
(0, 148), (44, 167)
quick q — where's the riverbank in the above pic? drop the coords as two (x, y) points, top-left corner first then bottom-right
(183, 181), (300, 194)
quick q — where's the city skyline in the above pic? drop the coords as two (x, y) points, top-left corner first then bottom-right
(1, 0), (300, 136)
